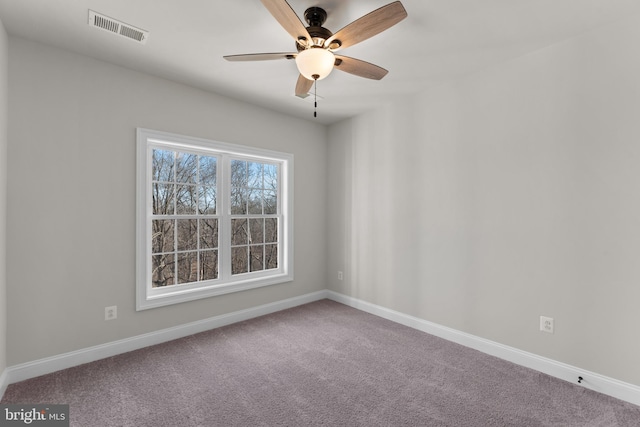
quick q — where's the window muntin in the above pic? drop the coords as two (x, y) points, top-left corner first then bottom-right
(136, 129), (293, 310)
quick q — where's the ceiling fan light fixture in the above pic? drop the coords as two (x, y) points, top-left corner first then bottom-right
(295, 48), (335, 80)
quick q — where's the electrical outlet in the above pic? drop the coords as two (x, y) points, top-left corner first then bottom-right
(105, 306), (117, 321)
(338, 271), (344, 281)
(540, 316), (554, 333)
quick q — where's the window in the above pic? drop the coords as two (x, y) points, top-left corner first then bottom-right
(136, 129), (293, 310)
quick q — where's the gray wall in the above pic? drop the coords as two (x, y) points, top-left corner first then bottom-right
(0, 16), (8, 377)
(6, 37), (327, 365)
(328, 14), (640, 386)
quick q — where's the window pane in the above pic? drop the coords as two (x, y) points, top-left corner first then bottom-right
(152, 220), (174, 254)
(153, 183), (174, 215)
(177, 251), (198, 284)
(177, 219), (198, 251)
(230, 186), (247, 215)
(265, 218), (278, 243)
(176, 152), (197, 183)
(232, 247), (248, 275)
(198, 185), (216, 215)
(265, 244), (278, 270)
(231, 219), (248, 245)
(263, 163), (278, 191)
(248, 189), (263, 214)
(199, 156), (217, 185)
(200, 219), (218, 249)
(249, 219), (264, 244)
(231, 160), (247, 187)
(176, 184), (197, 215)
(200, 250), (218, 280)
(250, 246), (264, 272)
(231, 160), (247, 214)
(264, 190), (277, 215)
(248, 162), (263, 189)
(231, 219), (249, 245)
(152, 149), (174, 182)
(152, 253), (175, 287)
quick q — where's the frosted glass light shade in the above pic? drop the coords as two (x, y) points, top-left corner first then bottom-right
(295, 48), (335, 81)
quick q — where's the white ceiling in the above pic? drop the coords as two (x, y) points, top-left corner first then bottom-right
(1, 0), (639, 125)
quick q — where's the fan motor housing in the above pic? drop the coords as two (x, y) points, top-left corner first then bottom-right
(296, 7), (338, 50)
(297, 26), (333, 51)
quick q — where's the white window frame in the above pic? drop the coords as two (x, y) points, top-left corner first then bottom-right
(136, 128), (294, 310)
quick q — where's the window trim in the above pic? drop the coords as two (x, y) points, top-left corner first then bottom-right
(136, 128), (294, 310)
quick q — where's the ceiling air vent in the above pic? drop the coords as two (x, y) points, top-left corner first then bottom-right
(88, 10), (149, 45)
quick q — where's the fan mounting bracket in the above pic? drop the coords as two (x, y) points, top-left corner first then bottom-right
(304, 7), (327, 27)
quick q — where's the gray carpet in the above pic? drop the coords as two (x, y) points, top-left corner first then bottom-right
(2, 300), (639, 426)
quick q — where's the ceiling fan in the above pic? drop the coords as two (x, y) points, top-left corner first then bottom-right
(224, 0), (407, 100)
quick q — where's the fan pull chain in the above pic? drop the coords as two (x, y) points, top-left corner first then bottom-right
(313, 74), (319, 118)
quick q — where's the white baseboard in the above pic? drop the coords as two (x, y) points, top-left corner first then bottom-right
(3, 290), (328, 392)
(326, 291), (640, 407)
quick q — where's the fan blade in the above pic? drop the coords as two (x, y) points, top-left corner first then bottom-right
(325, 1), (407, 51)
(334, 55), (388, 80)
(224, 53), (297, 62)
(260, 0), (311, 46)
(295, 74), (313, 97)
